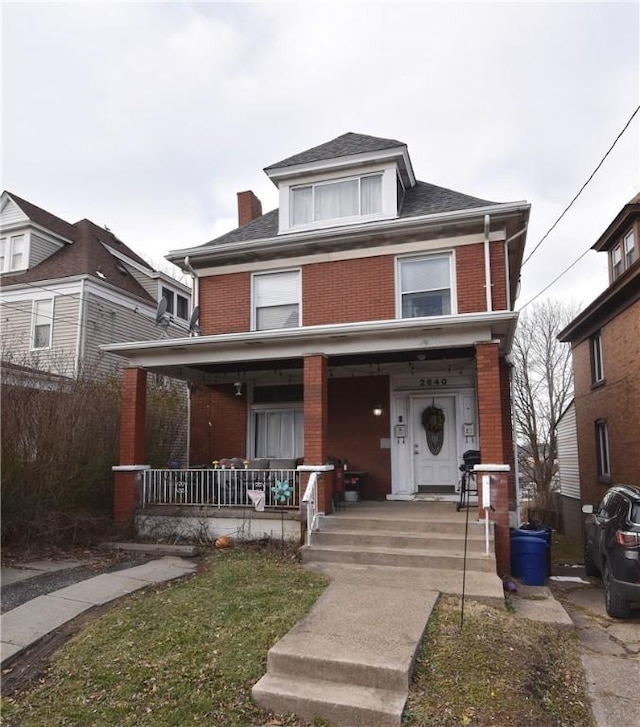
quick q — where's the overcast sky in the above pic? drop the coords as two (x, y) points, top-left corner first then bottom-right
(3, 1), (639, 310)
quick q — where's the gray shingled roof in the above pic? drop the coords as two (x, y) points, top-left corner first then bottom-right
(264, 132), (406, 171)
(197, 180), (496, 249)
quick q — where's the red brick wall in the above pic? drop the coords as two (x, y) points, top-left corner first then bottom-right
(303, 257), (395, 325)
(199, 273), (250, 334)
(303, 355), (331, 512)
(197, 242), (508, 335)
(456, 244), (486, 313)
(573, 301), (640, 505)
(327, 376), (391, 500)
(189, 384), (248, 464)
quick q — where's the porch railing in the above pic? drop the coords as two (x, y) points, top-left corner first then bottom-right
(142, 468), (300, 509)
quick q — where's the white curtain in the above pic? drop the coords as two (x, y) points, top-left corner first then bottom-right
(254, 409), (304, 458)
(291, 187), (312, 226)
(361, 175), (382, 215)
(315, 179), (359, 221)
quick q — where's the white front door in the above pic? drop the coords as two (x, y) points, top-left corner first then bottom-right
(411, 396), (458, 489)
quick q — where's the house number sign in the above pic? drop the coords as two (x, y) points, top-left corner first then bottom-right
(418, 378), (448, 387)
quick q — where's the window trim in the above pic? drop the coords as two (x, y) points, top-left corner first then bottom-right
(30, 297), (54, 350)
(0, 232), (29, 274)
(611, 244), (623, 280)
(623, 229), (636, 269)
(251, 268), (302, 332)
(395, 251), (457, 319)
(590, 330), (604, 385)
(595, 419), (611, 481)
(289, 172), (384, 229)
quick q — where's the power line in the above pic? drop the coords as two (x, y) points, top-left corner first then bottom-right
(518, 248), (592, 310)
(522, 104), (640, 268)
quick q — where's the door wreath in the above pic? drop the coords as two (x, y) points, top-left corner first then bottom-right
(422, 404), (445, 455)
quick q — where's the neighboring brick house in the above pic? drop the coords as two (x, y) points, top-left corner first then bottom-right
(0, 191), (191, 378)
(559, 194), (640, 530)
(106, 132), (530, 571)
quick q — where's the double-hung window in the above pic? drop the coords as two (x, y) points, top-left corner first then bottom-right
(595, 420), (610, 479)
(32, 299), (53, 349)
(291, 174), (382, 227)
(0, 234), (26, 273)
(398, 254), (453, 318)
(624, 230), (636, 269)
(612, 244), (623, 280)
(253, 270), (300, 331)
(590, 331), (604, 384)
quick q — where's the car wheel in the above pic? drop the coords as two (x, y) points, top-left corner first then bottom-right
(603, 560), (631, 619)
(584, 542), (600, 577)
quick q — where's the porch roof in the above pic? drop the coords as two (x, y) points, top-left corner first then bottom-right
(103, 311), (517, 384)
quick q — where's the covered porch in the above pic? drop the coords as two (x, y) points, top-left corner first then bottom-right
(105, 313), (517, 573)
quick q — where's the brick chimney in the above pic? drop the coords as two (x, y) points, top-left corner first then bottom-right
(237, 190), (262, 227)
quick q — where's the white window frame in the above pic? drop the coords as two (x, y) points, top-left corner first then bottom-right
(31, 298), (54, 350)
(591, 331), (604, 384)
(596, 420), (610, 478)
(0, 232), (29, 273)
(176, 293), (189, 321)
(624, 229), (636, 269)
(289, 172), (383, 229)
(611, 244), (623, 280)
(395, 252), (456, 319)
(251, 268), (301, 332)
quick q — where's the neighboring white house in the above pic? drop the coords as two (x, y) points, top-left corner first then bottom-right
(0, 191), (192, 378)
(556, 399), (581, 536)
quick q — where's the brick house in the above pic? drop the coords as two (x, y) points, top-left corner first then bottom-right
(558, 194), (640, 532)
(106, 132), (530, 571)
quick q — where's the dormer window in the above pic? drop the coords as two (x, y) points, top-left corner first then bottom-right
(612, 244), (622, 280)
(290, 173), (382, 227)
(0, 233), (27, 273)
(624, 230), (636, 268)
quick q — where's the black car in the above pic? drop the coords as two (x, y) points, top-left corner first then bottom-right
(583, 485), (640, 619)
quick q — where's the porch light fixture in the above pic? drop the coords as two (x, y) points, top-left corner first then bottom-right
(373, 405), (383, 417)
(234, 381), (243, 397)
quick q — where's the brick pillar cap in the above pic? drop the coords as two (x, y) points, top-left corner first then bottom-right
(112, 465), (151, 472)
(473, 464), (510, 472)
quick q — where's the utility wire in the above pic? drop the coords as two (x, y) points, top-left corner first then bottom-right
(522, 104), (640, 268)
(518, 248), (592, 310)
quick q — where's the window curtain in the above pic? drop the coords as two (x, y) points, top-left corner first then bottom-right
(254, 409), (304, 458)
(291, 187), (312, 226)
(401, 256), (451, 318)
(361, 175), (382, 214)
(315, 179), (359, 221)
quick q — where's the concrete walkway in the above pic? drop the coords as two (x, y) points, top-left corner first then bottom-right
(1, 556), (197, 665)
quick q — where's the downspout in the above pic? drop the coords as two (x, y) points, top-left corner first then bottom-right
(484, 215), (492, 312)
(503, 224), (528, 310)
(183, 255), (199, 311)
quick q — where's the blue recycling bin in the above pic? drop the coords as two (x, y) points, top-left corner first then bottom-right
(514, 525), (552, 577)
(510, 530), (549, 585)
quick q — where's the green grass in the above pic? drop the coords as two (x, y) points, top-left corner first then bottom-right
(1, 546), (328, 727)
(403, 595), (594, 727)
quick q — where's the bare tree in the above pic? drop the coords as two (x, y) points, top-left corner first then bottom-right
(512, 298), (579, 508)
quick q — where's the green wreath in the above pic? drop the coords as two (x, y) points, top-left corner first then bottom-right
(422, 405), (445, 434)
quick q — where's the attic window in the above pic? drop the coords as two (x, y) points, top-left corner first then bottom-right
(0, 234), (27, 273)
(290, 173), (382, 227)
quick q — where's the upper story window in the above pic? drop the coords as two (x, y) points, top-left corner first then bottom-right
(161, 286), (189, 321)
(252, 269), (301, 331)
(590, 331), (604, 384)
(398, 254), (453, 318)
(0, 234), (27, 273)
(624, 229), (636, 269)
(290, 174), (382, 228)
(31, 298), (53, 349)
(612, 244), (623, 280)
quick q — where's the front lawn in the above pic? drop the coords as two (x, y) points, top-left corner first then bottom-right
(1, 546), (327, 727)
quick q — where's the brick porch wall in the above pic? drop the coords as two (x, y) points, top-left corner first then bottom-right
(304, 355), (331, 513)
(189, 384), (248, 464)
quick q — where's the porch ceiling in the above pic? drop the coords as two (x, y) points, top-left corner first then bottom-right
(103, 313), (516, 385)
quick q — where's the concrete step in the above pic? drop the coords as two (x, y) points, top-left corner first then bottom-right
(311, 529), (491, 553)
(252, 673), (406, 727)
(319, 514), (488, 536)
(300, 544), (496, 572)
